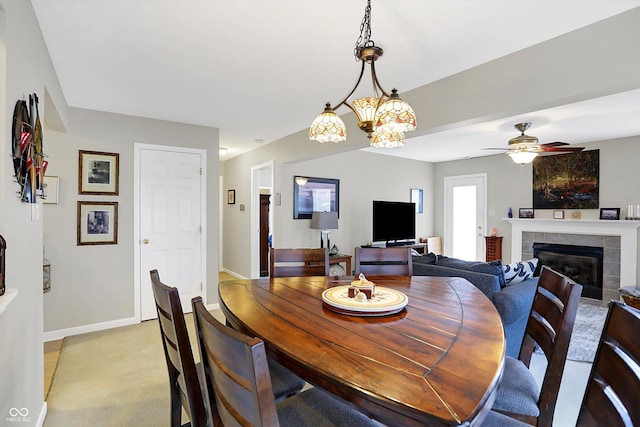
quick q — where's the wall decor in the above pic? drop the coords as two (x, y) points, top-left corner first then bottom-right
(78, 150), (119, 195)
(77, 201), (118, 245)
(43, 176), (59, 204)
(553, 210), (564, 219)
(227, 190), (236, 204)
(293, 176), (340, 219)
(519, 208), (534, 219)
(12, 94), (47, 203)
(532, 149), (599, 209)
(600, 208), (620, 220)
(410, 188), (424, 214)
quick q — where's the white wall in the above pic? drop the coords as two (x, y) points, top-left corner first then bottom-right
(42, 108), (219, 333)
(0, 0), (68, 423)
(434, 137), (640, 268)
(222, 146), (435, 278)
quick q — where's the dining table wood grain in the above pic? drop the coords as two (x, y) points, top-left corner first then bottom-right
(219, 275), (505, 427)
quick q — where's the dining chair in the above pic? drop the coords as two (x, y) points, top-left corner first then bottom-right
(270, 247), (329, 278)
(354, 246), (413, 277)
(191, 296), (383, 427)
(491, 265), (582, 427)
(576, 300), (640, 426)
(150, 269), (208, 427)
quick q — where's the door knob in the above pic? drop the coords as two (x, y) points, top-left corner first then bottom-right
(143, 239), (150, 244)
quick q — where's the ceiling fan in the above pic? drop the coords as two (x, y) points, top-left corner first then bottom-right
(485, 122), (584, 164)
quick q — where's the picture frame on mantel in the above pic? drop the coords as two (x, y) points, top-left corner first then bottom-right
(519, 208), (534, 219)
(78, 150), (119, 195)
(600, 207), (620, 220)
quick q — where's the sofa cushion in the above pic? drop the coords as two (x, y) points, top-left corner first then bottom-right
(503, 258), (538, 286)
(411, 252), (437, 264)
(436, 256), (506, 287)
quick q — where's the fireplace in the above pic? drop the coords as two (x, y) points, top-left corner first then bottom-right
(507, 218), (640, 303)
(533, 243), (603, 299)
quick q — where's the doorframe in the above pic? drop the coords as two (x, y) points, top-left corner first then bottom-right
(133, 143), (207, 321)
(250, 161), (274, 279)
(443, 173), (487, 259)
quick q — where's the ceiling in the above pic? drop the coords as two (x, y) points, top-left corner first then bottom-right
(31, 0), (640, 162)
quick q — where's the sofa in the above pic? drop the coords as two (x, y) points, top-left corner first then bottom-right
(412, 253), (539, 358)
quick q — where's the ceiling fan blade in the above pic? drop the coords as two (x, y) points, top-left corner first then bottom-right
(541, 146), (585, 152)
(540, 141), (570, 148)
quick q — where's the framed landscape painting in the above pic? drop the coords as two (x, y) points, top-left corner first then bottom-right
(532, 150), (599, 209)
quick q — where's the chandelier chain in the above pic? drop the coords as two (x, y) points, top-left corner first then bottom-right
(354, 0), (373, 61)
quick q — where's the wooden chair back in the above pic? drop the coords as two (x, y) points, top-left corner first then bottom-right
(576, 300), (640, 426)
(192, 296), (279, 426)
(269, 247), (329, 278)
(354, 247), (413, 277)
(517, 265), (583, 427)
(150, 270), (207, 427)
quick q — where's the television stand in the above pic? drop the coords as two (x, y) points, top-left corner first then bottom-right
(386, 240), (415, 247)
(386, 241), (428, 254)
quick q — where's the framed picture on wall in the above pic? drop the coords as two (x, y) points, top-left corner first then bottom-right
(43, 176), (59, 204)
(293, 176), (339, 219)
(410, 188), (424, 214)
(228, 189), (236, 204)
(77, 201), (118, 245)
(78, 150), (119, 195)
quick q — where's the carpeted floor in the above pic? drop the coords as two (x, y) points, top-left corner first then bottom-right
(535, 298), (608, 363)
(44, 319), (170, 427)
(566, 298), (608, 362)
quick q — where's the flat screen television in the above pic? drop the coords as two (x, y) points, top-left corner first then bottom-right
(372, 200), (416, 244)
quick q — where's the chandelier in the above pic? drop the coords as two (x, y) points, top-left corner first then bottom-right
(308, 0), (417, 148)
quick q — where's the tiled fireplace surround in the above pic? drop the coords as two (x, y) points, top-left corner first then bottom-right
(507, 219), (640, 303)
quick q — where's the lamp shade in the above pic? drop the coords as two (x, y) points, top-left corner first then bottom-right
(508, 151), (538, 165)
(310, 211), (338, 230)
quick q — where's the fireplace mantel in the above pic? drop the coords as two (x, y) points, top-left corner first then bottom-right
(506, 218), (640, 293)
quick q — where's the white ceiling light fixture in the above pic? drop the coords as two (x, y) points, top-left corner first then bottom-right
(508, 150), (539, 165)
(219, 147), (228, 156)
(308, 0), (417, 148)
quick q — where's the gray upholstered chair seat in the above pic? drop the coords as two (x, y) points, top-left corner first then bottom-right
(277, 386), (384, 426)
(492, 356), (540, 416)
(268, 357), (306, 402)
(483, 410), (533, 426)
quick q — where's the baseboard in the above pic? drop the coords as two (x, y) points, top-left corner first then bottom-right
(221, 268), (247, 279)
(44, 316), (138, 342)
(36, 401), (47, 427)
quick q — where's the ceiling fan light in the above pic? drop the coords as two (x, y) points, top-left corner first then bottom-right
(309, 104), (347, 143)
(370, 128), (406, 148)
(375, 89), (417, 132)
(508, 151), (538, 164)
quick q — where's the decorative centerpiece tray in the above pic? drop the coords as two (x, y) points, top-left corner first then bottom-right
(322, 285), (408, 316)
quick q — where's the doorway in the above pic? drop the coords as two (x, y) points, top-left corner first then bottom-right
(134, 144), (207, 320)
(250, 161), (274, 278)
(444, 174), (487, 261)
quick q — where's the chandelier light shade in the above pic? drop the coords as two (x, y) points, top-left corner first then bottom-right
(370, 127), (406, 148)
(308, 0), (416, 148)
(308, 103), (347, 143)
(508, 150), (538, 165)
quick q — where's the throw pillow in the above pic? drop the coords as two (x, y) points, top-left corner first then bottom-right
(503, 258), (539, 286)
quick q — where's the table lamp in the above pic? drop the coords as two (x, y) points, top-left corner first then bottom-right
(310, 211), (338, 249)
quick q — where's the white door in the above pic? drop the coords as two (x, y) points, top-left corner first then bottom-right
(138, 146), (206, 320)
(444, 174), (487, 261)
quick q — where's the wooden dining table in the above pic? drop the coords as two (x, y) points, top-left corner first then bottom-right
(219, 275), (505, 427)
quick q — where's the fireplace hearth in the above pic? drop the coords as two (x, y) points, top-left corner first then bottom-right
(533, 243), (603, 299)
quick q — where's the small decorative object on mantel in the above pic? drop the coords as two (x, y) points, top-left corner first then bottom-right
(0, 234), (6, 296)
(519, 208), (534, 219)
(599, 208), (620, 220)
(553, 210), (564, 219)
(618, 286), (640, 309)
(625, 205), (640, 220)
(571, 211), (581, 219)
(508, 207), (513, 218)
